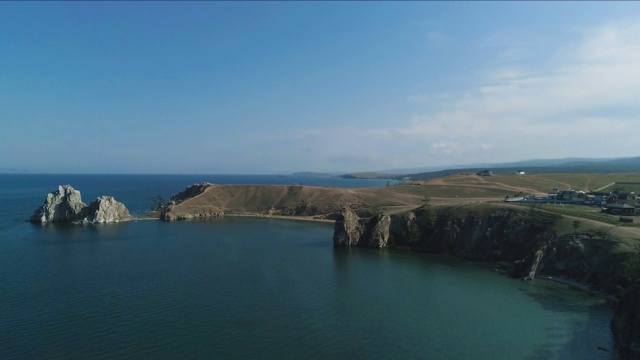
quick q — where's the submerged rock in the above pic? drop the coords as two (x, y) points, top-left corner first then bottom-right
(29, 185), (131, 224)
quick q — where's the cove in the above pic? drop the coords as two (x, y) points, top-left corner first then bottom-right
(0, 216), (612, 359)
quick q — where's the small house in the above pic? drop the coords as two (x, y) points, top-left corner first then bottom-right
(602, 203), (636, 215)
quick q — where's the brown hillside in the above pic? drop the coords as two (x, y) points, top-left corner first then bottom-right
(161, 183), (427, 220)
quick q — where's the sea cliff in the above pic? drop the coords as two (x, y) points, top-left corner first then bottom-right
(334, 206), (632, 295)
(612, 282), (640, 359)
(333, 205), (640, 358)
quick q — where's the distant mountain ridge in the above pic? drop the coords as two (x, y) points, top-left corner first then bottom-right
(401, 156), (640, 181)
(376, 157), (633, 174)
(339, 156), (640, 180)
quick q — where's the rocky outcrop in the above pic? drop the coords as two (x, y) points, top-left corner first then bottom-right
(612, 282), (640, 359)
(30, 185), (130, 224)
(160, 183), (223, 221)
(80, 196), (131, 224)
(333, 211), (391, 248)
(160, 209), (224, 222)
(333, 206), (629, 293)
(333, 208), (364, 246)
(30, 185), (87, 223)
(167, 183), (212, 206)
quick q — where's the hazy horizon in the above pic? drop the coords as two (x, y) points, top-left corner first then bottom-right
(3, 2), (640, 174)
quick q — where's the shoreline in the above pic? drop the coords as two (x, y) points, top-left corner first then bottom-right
(534, 274), (592, 292)
(133, 213), (605, 300)
(132, 213), (335, 224)
(223, 213), (335, 223)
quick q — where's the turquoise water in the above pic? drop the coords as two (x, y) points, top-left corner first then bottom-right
(0, 175), (614, 359)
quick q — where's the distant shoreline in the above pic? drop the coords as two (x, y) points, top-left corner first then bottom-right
(133, 213), (334, 224)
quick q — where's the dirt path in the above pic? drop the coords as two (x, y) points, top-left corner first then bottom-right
(529, 175), (573, 191)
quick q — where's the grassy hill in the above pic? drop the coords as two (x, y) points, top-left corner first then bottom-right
(161, 173), (640, 248)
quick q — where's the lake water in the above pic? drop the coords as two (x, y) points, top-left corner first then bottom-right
(0, 175), (614, 359)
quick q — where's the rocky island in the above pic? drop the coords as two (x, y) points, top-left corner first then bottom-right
(30, 185), (131, 224)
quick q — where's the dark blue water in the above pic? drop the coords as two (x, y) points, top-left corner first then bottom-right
(0, 175), (614, 359)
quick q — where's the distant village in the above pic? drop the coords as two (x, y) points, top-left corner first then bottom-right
(489, 170), (640, 217)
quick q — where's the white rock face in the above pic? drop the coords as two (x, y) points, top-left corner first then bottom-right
(81, 196), (131, 224)
(30, 185), (131, 224)
(30, 185), (86, 224)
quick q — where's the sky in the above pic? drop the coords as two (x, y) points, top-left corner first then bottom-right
(2, 2), (640, 174)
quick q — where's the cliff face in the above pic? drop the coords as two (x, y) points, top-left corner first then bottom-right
(333, 213), (391, 248)
(30, 185), (87, 223)
(30, 185), (131, 224)
(80, 196), (131, 224)
(334, 206), (629, 294)
(612, 282), (640, 359)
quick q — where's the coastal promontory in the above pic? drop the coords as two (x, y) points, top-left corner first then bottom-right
(30, 185), (131, 224)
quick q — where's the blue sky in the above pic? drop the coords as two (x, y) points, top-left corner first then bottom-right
(2, 2), (640, 174)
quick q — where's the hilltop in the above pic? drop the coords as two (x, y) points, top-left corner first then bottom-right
(159, 173), (640, 245)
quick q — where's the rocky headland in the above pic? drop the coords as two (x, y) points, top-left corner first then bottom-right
(159, 182), (424, 221)
(30, 185), (131, 224)
(333, 206), (633, 294)
(140, 180), (640, 358)
(331, 204), (640, 359)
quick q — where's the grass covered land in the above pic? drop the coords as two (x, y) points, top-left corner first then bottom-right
(162, 172), (640, 251)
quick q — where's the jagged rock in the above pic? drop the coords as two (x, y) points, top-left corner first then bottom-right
(79, 196), (131, 224)
(524, 250), (544, 280)
(365, 214), (391, 248)
(30, 185), (87, 224)
(29, 185), (130, 224)
(333, 208), (364, 246)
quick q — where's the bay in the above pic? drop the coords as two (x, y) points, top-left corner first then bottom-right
(0, 175), (613, 359)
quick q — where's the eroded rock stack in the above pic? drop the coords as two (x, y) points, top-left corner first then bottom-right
(81, 196), (131, 224)
(29, 185), (130, 224)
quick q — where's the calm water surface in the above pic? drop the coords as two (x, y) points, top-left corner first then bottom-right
(0, 175), (614, 359)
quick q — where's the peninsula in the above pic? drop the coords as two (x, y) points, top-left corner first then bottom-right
(158, 172), (640, 358)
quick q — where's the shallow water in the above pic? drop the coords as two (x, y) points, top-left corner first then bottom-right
(0, 175), (614, 359)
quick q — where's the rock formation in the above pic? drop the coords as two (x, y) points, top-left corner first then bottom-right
(30, 185), (87, 223)
(333, 208), (364, 246)
(160, 183), (224, 221)
(80, 196), (131, 224)
(333, 211), (392, 248)
(30, 185), (130, 224)
(333, 206), (629, 294)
